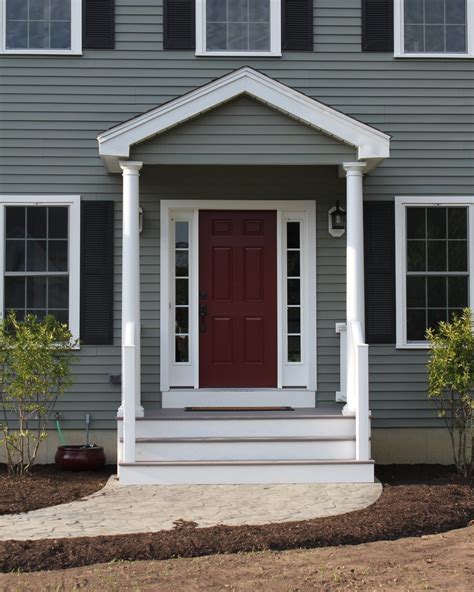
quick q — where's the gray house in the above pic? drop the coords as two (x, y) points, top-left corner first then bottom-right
(0, 0), (472, 484)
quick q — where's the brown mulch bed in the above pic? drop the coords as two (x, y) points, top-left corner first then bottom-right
(0, 464), (472, 574)
(0, 464), (114, 515)
(2, 525), (473, 591)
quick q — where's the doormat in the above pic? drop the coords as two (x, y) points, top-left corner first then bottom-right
(184, 406), (295, 412)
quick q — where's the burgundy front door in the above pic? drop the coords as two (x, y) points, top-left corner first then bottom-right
(199, 211), (277, 388)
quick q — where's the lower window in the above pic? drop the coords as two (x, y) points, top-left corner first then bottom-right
(396, 198), (472, 347)
(0, 196), (80, 340)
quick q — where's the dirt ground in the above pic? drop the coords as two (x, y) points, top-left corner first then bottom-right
(0, 524), (472, 591)
(0, 465), (114, 515)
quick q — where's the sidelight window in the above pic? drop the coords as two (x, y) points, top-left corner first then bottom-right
(174, 220), (190, 363)
(285, 220), (302, 363)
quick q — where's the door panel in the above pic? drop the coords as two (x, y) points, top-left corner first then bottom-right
(199, 210), (277, 388)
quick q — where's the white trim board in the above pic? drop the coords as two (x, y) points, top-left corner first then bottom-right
(98, 67), (390, 173)
(395, 195), (474, 349)
(0, 195), (81, 343)
(160, 200), (317, 393)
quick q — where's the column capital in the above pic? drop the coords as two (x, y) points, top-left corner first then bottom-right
(342, 162), (366, 176)
(119, 161), (143, 175)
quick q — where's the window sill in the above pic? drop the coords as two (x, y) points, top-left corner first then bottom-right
(195, 51), (282, 58)
(394, 52), (474, 59)
(0, 49), (82, 56)
(396, 342), (430, 350)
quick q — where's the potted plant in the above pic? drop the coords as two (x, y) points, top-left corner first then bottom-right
(55, 413), (106, 471)
(0, 313), (78, 476)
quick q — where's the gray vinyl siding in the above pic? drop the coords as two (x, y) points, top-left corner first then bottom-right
(1, 0), (473, 431)
(132, 96), (356, 165)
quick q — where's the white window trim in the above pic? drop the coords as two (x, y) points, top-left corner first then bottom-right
(394, 0), (474, 58)
(0, 195), (81, 344)
(160, 200), (316, 392)
(195, 0), (281, 57)
(0, 0), (82, 55)
(395, 195), (474, 349)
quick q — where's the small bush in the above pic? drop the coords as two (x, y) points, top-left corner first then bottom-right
(426, 308), (473, 477)
(0, 313), (78, 476)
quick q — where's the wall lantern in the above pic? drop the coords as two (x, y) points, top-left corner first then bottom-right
(328, 201), (346, 238)
(139, 206), (144, 233)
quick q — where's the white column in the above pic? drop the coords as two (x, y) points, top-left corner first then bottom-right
(120, 161), (144, 418)
(343, 162), (366, 414)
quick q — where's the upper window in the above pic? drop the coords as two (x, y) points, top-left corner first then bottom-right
(395, 197), (473, 348)
(0, 196), (80, 341)
(395, 0), (474, 57)
(196, 0), (281, 56)
(0, 0), (81, 54)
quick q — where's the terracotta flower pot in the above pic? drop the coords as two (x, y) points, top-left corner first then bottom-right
(55, 445), (106, 471)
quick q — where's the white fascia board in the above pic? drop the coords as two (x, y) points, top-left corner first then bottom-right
(98, 67), (390, 173)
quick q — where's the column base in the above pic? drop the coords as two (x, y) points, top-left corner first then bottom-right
(117, 404), (145, 419)
(342, 403), (356, 416)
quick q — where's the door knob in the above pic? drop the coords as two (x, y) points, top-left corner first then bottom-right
(199, 304), (208, 333)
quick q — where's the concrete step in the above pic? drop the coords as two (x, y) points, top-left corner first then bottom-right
(121, 436), (357, 461)
(118, 459), (375, 485)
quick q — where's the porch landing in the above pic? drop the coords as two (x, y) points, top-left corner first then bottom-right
(0, 477), (382, 541)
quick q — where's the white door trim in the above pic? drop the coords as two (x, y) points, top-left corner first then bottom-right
(160, 200), (317, 393)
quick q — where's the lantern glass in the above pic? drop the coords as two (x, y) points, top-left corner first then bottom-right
(331, 202), (346, 231)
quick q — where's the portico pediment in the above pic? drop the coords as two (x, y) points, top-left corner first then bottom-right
(97, 67), (390, 173)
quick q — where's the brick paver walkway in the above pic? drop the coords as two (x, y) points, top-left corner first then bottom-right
(0, 477), (382, 540)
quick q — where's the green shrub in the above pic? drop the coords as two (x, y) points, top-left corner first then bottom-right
(0, 312), (78, 476)
(426, 308), (473, 477)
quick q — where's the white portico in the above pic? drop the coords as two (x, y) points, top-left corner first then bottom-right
(98, 67), (390, 484)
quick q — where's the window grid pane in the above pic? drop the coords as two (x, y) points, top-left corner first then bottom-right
(174, 221), (190, 363)
(406, 206), (469, 341)
(4, 205), (69, 325)
(404, 0), (467, 53)
(6, 0), (72, 50)
(206, 0), (271, 52)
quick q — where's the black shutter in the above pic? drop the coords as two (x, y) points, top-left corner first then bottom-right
(83, 0), (115, 49)
(362, 0), (393, 52)
(81, 202), (114, 345)
(282, 0), (313, 51)
(364, 202), (396, 344)
(164, 0), (195, 50)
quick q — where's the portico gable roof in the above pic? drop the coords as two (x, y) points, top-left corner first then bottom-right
(97, 67), (390, 173)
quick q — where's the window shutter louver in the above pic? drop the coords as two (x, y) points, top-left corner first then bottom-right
(364, 202), (396, 344)
(282, 0), (313, 51)
(83, 0), (115, 49)
(164, 0), (196, 50)
(362, 0), (394, 52)
(81, 202), (114, 345)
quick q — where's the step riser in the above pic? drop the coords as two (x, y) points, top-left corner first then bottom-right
(118, 463), (375, 485)
(162, 390), (315, 408)
(126, 440), (356, 461)
(118, 418), (356, 439)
